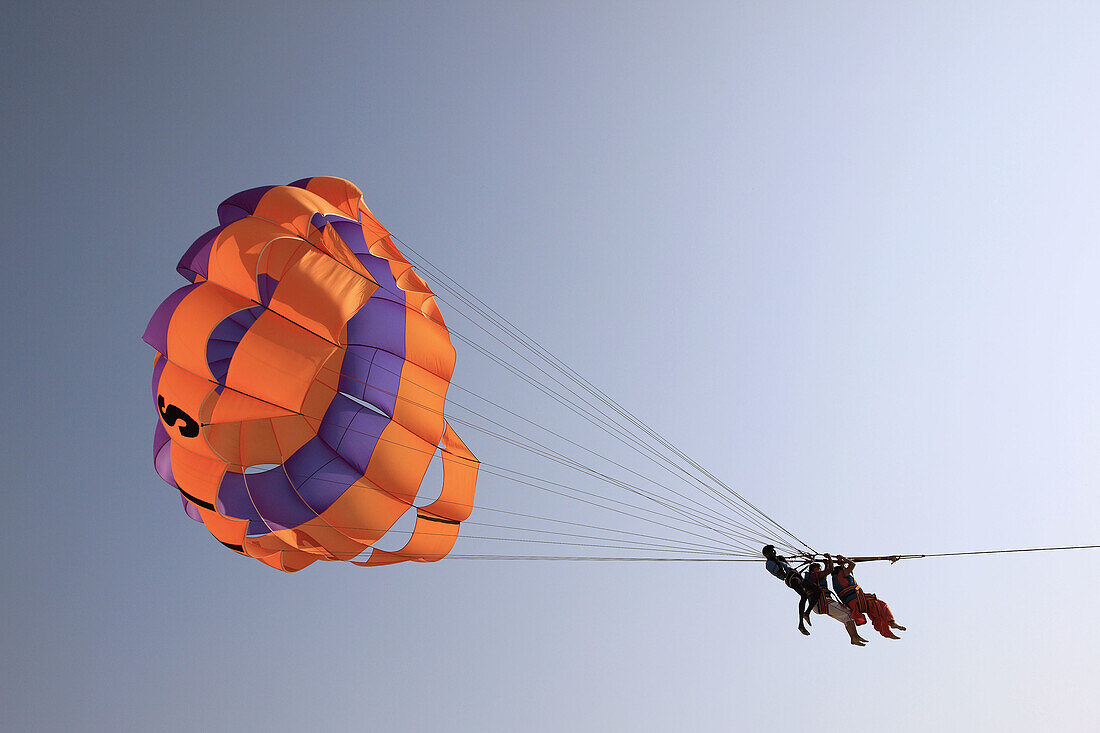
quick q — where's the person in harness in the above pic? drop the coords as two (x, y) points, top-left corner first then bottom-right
(762, 544), (821, 635)
(804, 556), (869, 646)
(831, 555), (907, 639)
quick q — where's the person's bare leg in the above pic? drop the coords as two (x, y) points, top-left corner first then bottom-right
(845, 620), (868, 645)
(800, 591), (818, 627)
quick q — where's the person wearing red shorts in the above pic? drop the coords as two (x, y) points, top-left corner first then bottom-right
(830, 555), (907, 640)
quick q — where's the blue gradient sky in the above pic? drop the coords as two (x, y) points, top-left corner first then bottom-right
(3, 3), (1098, 731)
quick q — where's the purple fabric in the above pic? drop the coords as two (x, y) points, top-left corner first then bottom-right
(346, 296), (407, 358)
(205, 339), (238, 364)
(214, 423), (379, 535)
(284, 437), (364, 513)
(205, 307), (262, 387)
(337, 345), (400, 417)
(294, 452), (367, 515)
(143, 284), (199, 355)
(242, 469), (317, 533)
(182, 497), (202, 522)
(337, 346), (375, 402)
(151, 351), (167, 404)
(176, 226), (221, 283)
(257, 274), (279, 306)
(153, 421), (176, 487)
(217, 186), (273, 226)
(216, 472), (266, 535)
(283, 433), (334, 479)
(227, 308), (261, 330)
(366, 350), (404, 416)
(331, 220), (369, 255)
(332, 221), (405, 299)
(317, 394), (389, 473)
(336, 406), (390, 474)
(309, 212), (328, 232)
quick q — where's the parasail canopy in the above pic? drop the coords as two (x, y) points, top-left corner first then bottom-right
(144, 177), (478, 572)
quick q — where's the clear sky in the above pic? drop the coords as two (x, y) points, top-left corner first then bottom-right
(3, 2), (1098, 731)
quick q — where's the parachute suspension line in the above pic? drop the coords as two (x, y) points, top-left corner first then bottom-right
(436, 319), (803, 556)
(433, 293), (774, 534)
(393, 237), (808, 551)
(264, 418), (749, 555)
(394, 235), (812, 554)
(457, 503), (752, 555)
(439, 544), (1100, 562)
(451, 416), (764, 549)
(473, 463), (762, 555)
(265, 413), (748, 559)
(443, 394), (770, 545)
(322, 360), (770, 549)
(495, 314), (813, 550)
(464, 519), (737, 555)
(441, 327), (791, 546)
(446, 555), (759, 561)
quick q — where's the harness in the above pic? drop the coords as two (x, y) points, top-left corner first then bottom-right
(765, 557), (793, 582)
(805, 568), (829, 591)
(765, 556), (807, 593)
(831, 568), (861, 605)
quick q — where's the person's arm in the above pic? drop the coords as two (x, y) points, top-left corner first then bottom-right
(823, 554), (834, 574)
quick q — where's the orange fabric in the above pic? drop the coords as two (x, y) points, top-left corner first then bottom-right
(355, 515), (459, 566)
(265, 247), (376, 343)
(155, 360), (220, 461)
(402, 301), (456, 380)
(253, 546), (319, 573)
(243, 529), (321, 571)
(233, 419), (282, 469)
(422, 423), (478, 522)
(300, 177), (364, 220)
(392, 363), (449, 447)
(206, 217), (291, 302)
(299, 348), (343, 428)
(269, 519), (369, 560)
(846, 592), (898, 638)
(268, 414), (321, 460)
(315, 477), (412, 546)
(253, 185), (353, 241)
(355, 420), (479, 565)
(169, 442), (227, 508)
(165, 285), (254, 380)
(365, 421), (436, 505)
(369, 236), (409, 269)
(192, 505), (248, 548)
(224, 311), (335, 412)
